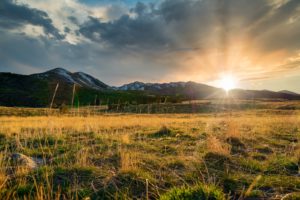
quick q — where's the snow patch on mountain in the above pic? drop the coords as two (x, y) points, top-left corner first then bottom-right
(118, 81), (188, 91)
(119, 81), (146, 90)
(31, 68), (108, 90)
(53, 68), (75, 83)
(77, 72), (94, 85)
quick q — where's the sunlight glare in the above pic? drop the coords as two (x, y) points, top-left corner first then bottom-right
(219, 75), (237, 92)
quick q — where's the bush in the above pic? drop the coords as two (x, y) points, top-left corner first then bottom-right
(203, 152), (232, 171)
(226, 137), (247, 156)
(223, 177), (238, 193)
(150, 126), (175, 138)
(93, 171), (148, 199)
(160, 184), (225, 200)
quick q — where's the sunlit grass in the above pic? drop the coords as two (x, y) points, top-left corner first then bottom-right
(0, 105), (299, 199)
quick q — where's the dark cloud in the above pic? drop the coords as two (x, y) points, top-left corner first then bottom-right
(77, 0), (300, 54)
(106, 4), (128, 20)
(0, 0), (64, 39)
(79, 14), (170, 49)
(78, 0), (216, 50)
(68, 16), (79, 25)
(130, 2), (148, 16)
(248, 0), (300, 52)
(64, 27), (71, 33)
(0, 28), (170, 85)
(257, 0), (300, 30)
(0, 0), (299, 90)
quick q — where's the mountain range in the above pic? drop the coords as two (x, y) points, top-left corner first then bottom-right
(0, 68), (299, 107)
(32, 68), (109, 90)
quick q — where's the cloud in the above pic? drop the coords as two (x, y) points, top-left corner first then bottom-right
(0, 0), (64, 39)
(79, 15), (170, 49)
(75, 0), (300, 81)
(106, 4), (129, 20)
(0, 0), (299, 90)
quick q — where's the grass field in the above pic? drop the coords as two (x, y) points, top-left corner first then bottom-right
(0, 103), (299, 199)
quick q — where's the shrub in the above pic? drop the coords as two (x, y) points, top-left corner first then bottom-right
(223, 177), (238, 193)
(226, 137), (247, 156)
(203, 152), (232, 171)
(93, 171), (148, 199)
(160, 184), (225, 200)
(16, 184), (35, 197)
(150, 126), (174, 138)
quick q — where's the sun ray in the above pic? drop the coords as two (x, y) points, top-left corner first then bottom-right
(218, 74), (237, 93)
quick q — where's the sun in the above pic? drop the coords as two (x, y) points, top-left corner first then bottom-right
(219, 75), (237, 92)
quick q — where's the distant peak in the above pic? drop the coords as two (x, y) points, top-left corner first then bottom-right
(48, 67), (70, 73)
(278, 90), (299, 95)
(75, 71), (90, 77)
(132, 81), (145, 84)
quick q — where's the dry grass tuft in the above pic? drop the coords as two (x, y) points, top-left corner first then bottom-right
(119, 149), (140, 172)
(206, 135), (230, 156)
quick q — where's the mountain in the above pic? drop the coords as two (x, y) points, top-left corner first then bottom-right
(119, 81), (187, 91)
(278, 90), (300, 96)
(118, 81), (300, 100)
(229, 89), (300, 100)
(31, 68), (109, 90)
(0, 72), (49, 107)
(29, 68), (111, 107)
(118, 81), (224, 99)
(0, 68), (111, 107)
(0, 68), (156, 107)
(1, 67), (300, 107)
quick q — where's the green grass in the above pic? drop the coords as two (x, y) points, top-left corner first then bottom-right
(160, 184), (226, 200)
(0, 105), (299, 199)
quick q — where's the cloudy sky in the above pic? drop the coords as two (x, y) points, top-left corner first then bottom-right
(0, 0), (300, 92)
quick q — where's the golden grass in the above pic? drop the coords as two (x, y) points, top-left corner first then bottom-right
(0, 109), (299, 199)
(1, 112), (298, 134)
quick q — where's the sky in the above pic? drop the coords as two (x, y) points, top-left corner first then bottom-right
(0, 0), (300, 92)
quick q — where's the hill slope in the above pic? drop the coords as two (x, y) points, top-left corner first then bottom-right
(0, 73), (49, 107)
(0, 68), (300, 107)
(118, 81), (300, 100)
(0, 69), (156, 107)
(31, 68), (109, 90)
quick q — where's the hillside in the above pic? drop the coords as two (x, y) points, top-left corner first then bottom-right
(0, 69), (157, 107)
(31, 68), (109, 90)
(119, 81), (300, 100)
(0, 68), (300, 107)
(0, 73), (49, 107)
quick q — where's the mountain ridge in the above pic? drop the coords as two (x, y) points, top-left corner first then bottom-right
(17, 67), (300, 95)
(0, 67), (300, 107)
(31, 68), (109, 90)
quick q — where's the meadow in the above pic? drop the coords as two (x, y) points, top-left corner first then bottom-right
(0, 102), (299, 199)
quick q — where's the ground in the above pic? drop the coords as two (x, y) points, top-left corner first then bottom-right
(0, 103), (299, 199)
